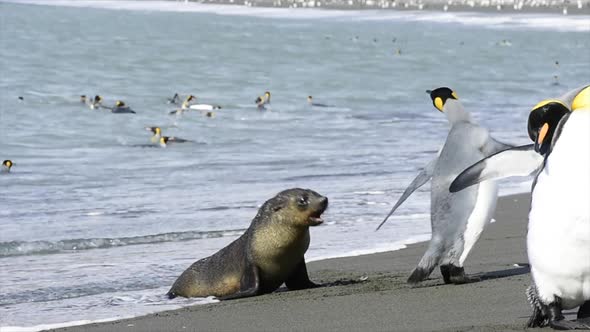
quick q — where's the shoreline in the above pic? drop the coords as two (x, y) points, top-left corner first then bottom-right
(44, 192), (560, 332)
(4, 0), (590, 15)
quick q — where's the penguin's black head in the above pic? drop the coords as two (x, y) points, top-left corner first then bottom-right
(528, 100), (570, 155)
(146, 126), (161, 135)
(426, 87), (458, 112)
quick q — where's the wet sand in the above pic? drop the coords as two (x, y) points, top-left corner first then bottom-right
(48, 193), (571, 332)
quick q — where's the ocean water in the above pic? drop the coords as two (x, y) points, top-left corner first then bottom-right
(1, 1), (589, 330)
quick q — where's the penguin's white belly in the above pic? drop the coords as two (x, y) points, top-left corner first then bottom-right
(190, 104), (213, 111)
(459, 180), (498, 264)
(528, 110), (590, 309)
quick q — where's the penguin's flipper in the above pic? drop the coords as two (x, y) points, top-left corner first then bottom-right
(481, 137), (513, 157)
(168, 137), (190, 143)
(450, 144), (543, 193)
(376, 156), (437, 231)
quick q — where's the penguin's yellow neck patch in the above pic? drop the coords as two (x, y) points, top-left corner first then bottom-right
(434, 97), (444, 112)
(532, 99), (568, 112)
(572, 86), (590, 111)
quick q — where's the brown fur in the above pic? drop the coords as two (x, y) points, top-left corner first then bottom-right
(167, 188), (328, 299)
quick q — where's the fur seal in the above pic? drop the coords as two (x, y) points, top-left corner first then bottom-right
(167, 188), (328, 300)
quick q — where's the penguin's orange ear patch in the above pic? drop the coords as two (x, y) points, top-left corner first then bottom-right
(434, 97), (444, 112)
(537, 123), (549, 146)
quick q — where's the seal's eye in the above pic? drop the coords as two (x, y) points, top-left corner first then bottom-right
(297, 196), (308, 208)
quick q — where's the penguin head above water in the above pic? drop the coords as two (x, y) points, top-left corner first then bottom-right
(426, 87), (471, 123)
(527, 99), (570, 155)
(159, 136), (168, 148)
(307, 96), (313, 104)
(80, 95), (87, 103)
(146, 126), (162, 136)
(2, 160), (13, 172)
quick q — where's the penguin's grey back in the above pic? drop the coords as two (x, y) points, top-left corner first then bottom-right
(431, 122), (489, 237)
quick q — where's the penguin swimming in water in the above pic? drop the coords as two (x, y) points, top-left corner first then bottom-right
(168, 93), (180, 105)
(159, 136), (189, 148)
(307, 96), (331, 108)
(110, 100), (136, 114)
(376, 87), (512, 284)
(256, 91), (271, 110)
(189, 103), (222, 112)
(145, 127), (189, 146)
(2, 160), (13, 173)
(169, 95), (197, 115)
(255, 96), (265, 110)
(90, 95), (103, 110)
(450, 85), (590, 329)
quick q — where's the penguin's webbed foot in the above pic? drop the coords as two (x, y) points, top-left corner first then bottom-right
(407, 267), (430, 284)
(441, 264), (480, 284)
(549, 318), (590, 330)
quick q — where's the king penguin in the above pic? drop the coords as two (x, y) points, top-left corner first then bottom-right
(376, 87), (512, 284)
(450, 84), (590, 329)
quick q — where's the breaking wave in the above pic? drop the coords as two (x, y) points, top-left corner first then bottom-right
(0, 229), (245, 258)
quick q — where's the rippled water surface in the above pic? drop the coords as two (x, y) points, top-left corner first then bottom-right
(1, 1), (589, 330)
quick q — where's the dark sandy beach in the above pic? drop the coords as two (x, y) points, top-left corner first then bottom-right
(48, 193), (571, 332)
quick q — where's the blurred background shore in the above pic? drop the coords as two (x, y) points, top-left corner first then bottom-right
(178, 0), (590, 14)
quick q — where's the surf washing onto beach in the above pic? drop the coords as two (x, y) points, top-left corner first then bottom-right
(1, 1), (589, 331)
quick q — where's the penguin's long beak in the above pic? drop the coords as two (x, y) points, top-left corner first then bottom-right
(425, 90), (432, 94)
(534, 123), (550, 153)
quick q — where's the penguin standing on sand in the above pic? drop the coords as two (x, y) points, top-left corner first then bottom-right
(451, 85), (590, 329)
(376, 87), (512, 284)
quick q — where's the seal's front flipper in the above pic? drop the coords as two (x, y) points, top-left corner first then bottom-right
(285, 259), (318, 290)
(450, 144), (542, 193)
(376, 156), (437, 231)
(218, 264), (260, 301)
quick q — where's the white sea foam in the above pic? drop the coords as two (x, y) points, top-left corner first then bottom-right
(308, 234), (431, 262)
(4, 0), (589, 32)
(1, 318), (128, 332)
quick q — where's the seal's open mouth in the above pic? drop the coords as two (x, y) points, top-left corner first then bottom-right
(308, 200), (328, 226)
(308, 215), (323, 226)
